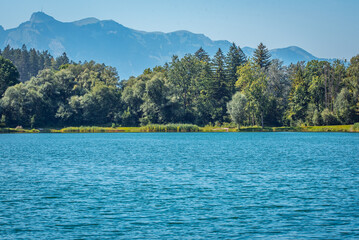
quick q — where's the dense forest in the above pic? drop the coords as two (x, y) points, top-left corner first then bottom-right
(0, 45), (71, 82)
(0, 43), (358, 128)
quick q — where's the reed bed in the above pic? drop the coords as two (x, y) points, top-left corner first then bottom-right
(301, 125), (355, 132)
(1, 124), (358, 133)
(140, 124), (200, 132)
(59, 126), (124, 133)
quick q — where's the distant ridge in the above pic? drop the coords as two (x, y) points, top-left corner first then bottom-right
(72, 17), (100, 26)
(243, 46), (334, 66)
(0, 12), (332, 78)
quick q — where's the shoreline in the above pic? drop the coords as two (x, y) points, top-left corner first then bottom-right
(1, 125), (358, 134)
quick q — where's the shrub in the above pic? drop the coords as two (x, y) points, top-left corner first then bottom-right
(321, 108), (339, 125)
(312, 109), (322, 126)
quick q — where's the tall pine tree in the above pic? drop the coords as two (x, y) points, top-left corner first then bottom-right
(195, 47), (210, 63)
(225, 43), (246, 95)
(286, 63), (309, 124)
(53, 52), (70, 70)
(210, 48), (230, 122)
(253, 42), (271, 69)
(0, 56), (20, 96)
(0, 45), (54, 82)
(19, 44), (30, 82)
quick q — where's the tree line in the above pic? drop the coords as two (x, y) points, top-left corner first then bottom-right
(0, 44), (70, 82)
(0, 43), (358, 128)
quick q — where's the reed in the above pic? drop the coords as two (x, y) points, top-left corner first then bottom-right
(59, 126), (124, 133)
(140, 124), (200, 132)
(0, 128), (40, 133)
(353, 123), (359, 131)
(301, 125), (354, 132)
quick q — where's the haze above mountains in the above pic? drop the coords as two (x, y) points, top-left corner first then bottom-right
(0, 12), (331, 79)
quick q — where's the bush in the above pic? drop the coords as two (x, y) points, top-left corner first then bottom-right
(321, 108), (339, 125)
(227, 92), (247, 128)
(334, 88), (356, 124)
(312, 109), (322, 126)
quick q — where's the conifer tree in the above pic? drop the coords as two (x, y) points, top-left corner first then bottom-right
(1, 45), (11, 60)
(19, 44), (30, 82)
(226, 43), (247, 94)
(286, 63), (308, 124)
(0, 56), (19, 96)
(194, 47), (210, 63)
(52, 52), (70, 70)
(29, 48), (40, 78)
(253, 42), (271, 69)
(210, 48), (230, 122)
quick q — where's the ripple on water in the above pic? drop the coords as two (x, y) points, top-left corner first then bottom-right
(0, 132), (358, 239)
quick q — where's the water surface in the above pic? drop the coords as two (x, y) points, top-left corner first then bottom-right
(0, 132), (358, 239)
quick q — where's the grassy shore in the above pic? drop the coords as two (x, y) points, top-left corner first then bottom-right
(1, 123), (358, 133)
(237, 125), (358, 132)
(300, 125), (357, 132)
(0, 128), (40, 133)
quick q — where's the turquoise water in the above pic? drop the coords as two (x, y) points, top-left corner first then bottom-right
(0, 132), (358, 239)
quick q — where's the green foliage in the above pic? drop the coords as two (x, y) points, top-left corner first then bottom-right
(140, 124), (199, 132)
(1, 45), (53, 82)
(302, 125), (353, 132)
(225, 43), (246, 94)
(0, 82), (45, 127)
(312, 109), (322, 126)
(321, 108), (339, 125)
(0, 56), (19, 96)
(0, 127), (40, 133)
(210, 48), (230, 123)
(227, 92), (248, 128)
(334, 88), (356, 124)
(0, 59), (122, 128)
(253, 42), (271, 69)
(168, 54), (202, 122)
(195, 47), (210, 63)
(344, 55), (359, 117)
(30, 115), (36, 129)
(0, 115), (5, 127)
(286, 63), (308, 125)
(1, 45), (358, 129)
(59, 126), (124, 133)
(141, 72), (170, 124)
(53, 52), (70, 70)
(236, 60), (269, 127)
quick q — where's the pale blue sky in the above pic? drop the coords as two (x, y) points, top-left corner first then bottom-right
(1, 0), (358, 59)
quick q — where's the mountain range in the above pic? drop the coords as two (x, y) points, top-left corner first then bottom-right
(0, 12), (332, 79)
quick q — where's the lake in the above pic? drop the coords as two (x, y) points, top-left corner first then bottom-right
(0, 132), (358, 239)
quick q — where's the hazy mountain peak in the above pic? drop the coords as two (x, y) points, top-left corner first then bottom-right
(73, 17), (100, 26)
(171, 30), (191, 34)
(0, 12), (330, 78)
(99, 19), (125, 28)
(278, 46), (313, 55)
(30, 12), (56, 23)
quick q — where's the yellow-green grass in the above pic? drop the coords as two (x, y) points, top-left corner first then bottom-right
(0, 128), (40, 133)
(300, 125), (358, 132)
(1, 124), (358, 133)
(203, 125), (358, 132)
(200, 126), (237, 132)
(140, 124), (200, 132)
(237, 126), (299, 132)
(57, 126), (141, 133)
